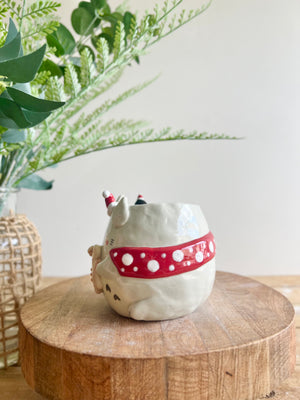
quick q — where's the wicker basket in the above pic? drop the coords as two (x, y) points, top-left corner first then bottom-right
(0, 214), (42, 369)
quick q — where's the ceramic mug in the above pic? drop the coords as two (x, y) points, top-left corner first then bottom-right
(88, 192), (216, 321)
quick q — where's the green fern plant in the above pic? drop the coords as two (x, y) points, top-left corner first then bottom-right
(0, 0), (235, 192)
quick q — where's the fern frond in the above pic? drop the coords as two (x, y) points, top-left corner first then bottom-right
(22, 20), (59, 39)
(52, 124), (67, 148)
(45, 76), (64, 101)
(41, 1), (211, 136)
(0, 5), (8, 18)
(168, 14), (176, 30)
(80, 48), (96, 88)
(64, 63), (81, 97)
(31, 70), (51, 86)
(28, 151), (45, 170)
(18, 125), (236, 183)
(151, 1), (211, 44)
(69, 76), (157, 134)
(0, 28), (7, 47)
(127, 14), (137, 41)
(1, 0), (19, 19)
(103, 128), (236, 150)
(45, 46), (57, 57)
(96, 37), (110, 73)
(23, 1), (60, 20)
(74, 119), (147, 154)
(55, 68), (125, 124)
(162, 1), (169, 14)
(178, 9), (186, 25)
(113, 21), (125, 61)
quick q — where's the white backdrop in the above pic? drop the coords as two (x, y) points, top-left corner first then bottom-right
(19, 0), (300, 276)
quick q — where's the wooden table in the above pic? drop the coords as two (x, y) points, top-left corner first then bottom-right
(1, 275), (299, 400)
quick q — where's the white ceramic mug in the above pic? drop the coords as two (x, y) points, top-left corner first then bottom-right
(88, 193), (216, 321)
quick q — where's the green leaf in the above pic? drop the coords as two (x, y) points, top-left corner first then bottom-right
(0, 44), (46, 83)
(113, 21), (125, 60)
(7, 87), (65, 112)
(0, 98), (30, 128)
(0, 90), (10, 100)
(45, 76), (64, 101)
(92, 32), (113, 52)
(17, 174), (53, 190)
(4, 19), (18, 45)
(110, 12), (123, 22)
(103, 27), (114, 36)
(1, 129), (26, 143)
(80, 48), (95, 87)
(78, 2), (100, 27)
(96, 37), (109, 72)
(0, 32), (21, 62)
(71, 7), (95, 35)
(46, 23), (76, 56)
(102, 12), (123, 26)
(123, 12), (136, 38)
(78, 45), (95, 61)
(0, 118), (20, 129)
(22, 109), (51, 127)
(64, 63), (81, 97)
(39, 59), (63, 78)
(79, 1), (94, 13)
(0, 97), (52, 129)
(91, 0), (109, 12)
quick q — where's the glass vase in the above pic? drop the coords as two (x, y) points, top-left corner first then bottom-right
(0, 187), (19, 217)
(0, 188), (42, 369)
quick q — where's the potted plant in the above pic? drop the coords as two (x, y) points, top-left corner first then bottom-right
(0, 0), (234, 368)
(0, 0), (233, 197)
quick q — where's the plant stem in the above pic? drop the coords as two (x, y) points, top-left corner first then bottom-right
(0, 150), (18, 186)
(19, 0), (27, 32)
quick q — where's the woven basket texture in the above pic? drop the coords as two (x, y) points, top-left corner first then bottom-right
(0, 214), (41, 369)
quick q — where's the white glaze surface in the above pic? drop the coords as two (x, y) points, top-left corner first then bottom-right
(92, 197), (216, 321)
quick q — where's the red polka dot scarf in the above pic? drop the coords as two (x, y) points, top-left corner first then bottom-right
(110, 232), (215, 279)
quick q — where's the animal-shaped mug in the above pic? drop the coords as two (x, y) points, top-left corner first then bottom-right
(88, 191), (216, 321)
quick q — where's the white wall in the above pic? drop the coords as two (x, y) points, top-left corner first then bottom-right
(19, 0), (300, 276)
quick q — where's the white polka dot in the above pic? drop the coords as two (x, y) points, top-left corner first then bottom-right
(122, 253), (133, 266)
(207, 253), (210, 257)
(113, 252), (118, 257)
(161, 253), (166, 258)
(189, 248), (193, 253)
(187, 261), (191, 266)
(169, 265), (175, 271)
(209, 241), (214, 252)
(140, 253), (146, 258)
(195, 251), (204, 263)
(133, 266), (138, 272)
(172, 250), (184, 262)
(121, 268), (125, 272)
(147, 260), (160, 272)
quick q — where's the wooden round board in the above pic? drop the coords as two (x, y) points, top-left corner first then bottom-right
(19, 271), (296, 400)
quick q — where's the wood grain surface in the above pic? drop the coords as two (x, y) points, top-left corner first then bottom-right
(17, 272), (296, 400)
